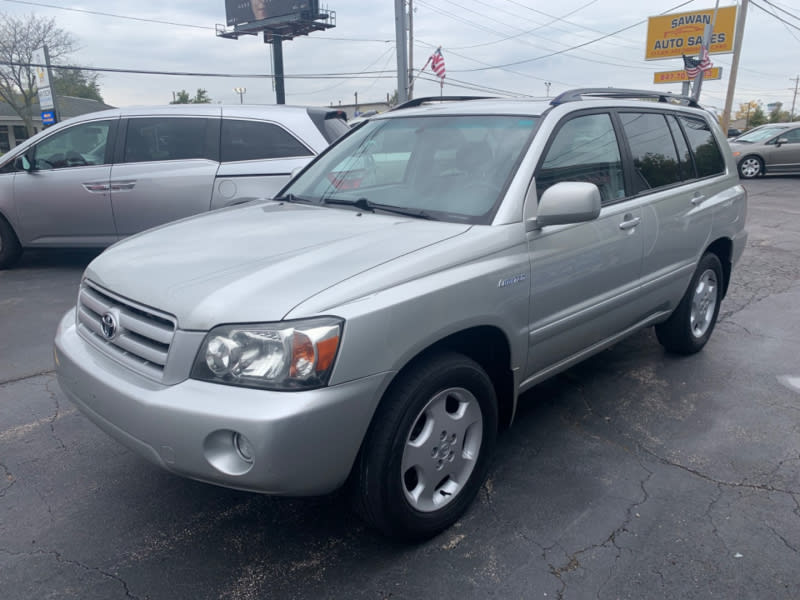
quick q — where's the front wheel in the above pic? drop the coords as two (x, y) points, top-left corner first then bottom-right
(353, 352), (498, 540)
(738, 155), (763, 179)
(0, 216), (22, 269)
(656, 253), (723, 355)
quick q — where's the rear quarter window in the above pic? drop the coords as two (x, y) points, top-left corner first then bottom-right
(221, 119), (312, 162)
(677, 116), (725, 177)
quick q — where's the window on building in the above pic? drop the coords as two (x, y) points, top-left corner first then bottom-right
(0, 126), (10, 154)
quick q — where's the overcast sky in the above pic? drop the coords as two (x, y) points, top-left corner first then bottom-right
(2, 0), (798, 116)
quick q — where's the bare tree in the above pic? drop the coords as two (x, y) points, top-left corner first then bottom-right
(0, 13), (76, 135)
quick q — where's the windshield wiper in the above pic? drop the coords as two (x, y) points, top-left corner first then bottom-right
(323, 197), (436, 220)
(273, 193), (314, 204)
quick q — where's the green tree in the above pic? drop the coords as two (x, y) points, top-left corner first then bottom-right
(749, 105), (768, 128)
(170, 88), (212, 104)
(53, 69), (103, 102)
(768, 102), (791, 123)
(0, 12), (76, 136)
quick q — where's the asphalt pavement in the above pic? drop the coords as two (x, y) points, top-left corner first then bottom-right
(1, 178), (799, 599)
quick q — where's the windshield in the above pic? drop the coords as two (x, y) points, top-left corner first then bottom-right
(281, 114), (538, 224)
(734, 126), (790, 143)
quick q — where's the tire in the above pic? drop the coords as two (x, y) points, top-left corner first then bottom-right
(353, 352), (498, 540)
(655, 252), (723, 355)
(0, 216), (22, 269)
(738, 155), (763, 179)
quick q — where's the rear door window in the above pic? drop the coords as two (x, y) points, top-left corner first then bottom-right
(536, 112), (626, 204)
(677, 116), (725, 178)
(221, 119), (312, 162)
(620, 112), (681, 193)
(123, 118), (212, 163)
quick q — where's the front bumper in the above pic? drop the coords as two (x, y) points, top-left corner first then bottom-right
(55, 309), (393, 495)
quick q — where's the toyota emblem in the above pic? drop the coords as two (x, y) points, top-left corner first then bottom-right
(101, 312), (118, 340)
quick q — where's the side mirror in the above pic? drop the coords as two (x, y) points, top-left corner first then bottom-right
(526, 181), (601, 231)
(14, 155), (32, 172)
(776, 137), (789, 147)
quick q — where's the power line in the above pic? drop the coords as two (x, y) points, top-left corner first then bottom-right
(0, 0), (392, 42)
(750, 0), (800, 32)
(760, 0), (800, 22)
(0, 61), (397, 80)
(451, 0), (696, 73)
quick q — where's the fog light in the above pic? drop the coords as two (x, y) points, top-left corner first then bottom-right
(233, 432), (254, 463)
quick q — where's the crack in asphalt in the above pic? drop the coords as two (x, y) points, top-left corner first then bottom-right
(641, 446), (799, 496)
(0, 461), (15, 499)
(44, 378), (68, 452)
(0, 548), (141, 599)
(0, 369), (56, 387)
(544, 464), (655, 600)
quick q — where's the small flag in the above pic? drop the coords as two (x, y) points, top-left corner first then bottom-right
(683, 47), (713, 79)
(430, 47), (446, 81)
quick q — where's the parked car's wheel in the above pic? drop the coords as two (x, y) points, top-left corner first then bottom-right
(353, 352), (497, 540)
(0, 216), (22, 269)
(738, 155), (763, 179)
(656, 252), (723, 355)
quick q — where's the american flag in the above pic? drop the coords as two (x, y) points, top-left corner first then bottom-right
(430, 47), (446, 80)
(683, 46), (713, 79)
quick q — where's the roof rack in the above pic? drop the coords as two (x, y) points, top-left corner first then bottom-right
(391, 96), (493, 111)
(550, 88), (701, 108)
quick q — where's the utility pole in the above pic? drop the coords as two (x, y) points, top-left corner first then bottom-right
(394, 0), (409, 104)
(408, 0), (414, 100)
(790, 75), (799, 122)
(721, 0), (749, 133)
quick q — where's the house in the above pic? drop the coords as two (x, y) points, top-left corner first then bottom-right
(0, 96), (114, 154)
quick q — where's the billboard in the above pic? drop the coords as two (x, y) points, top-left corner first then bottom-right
(645, 6), (737, 60)
(225, 0), (318, 26)
(653, 67), (723, 84)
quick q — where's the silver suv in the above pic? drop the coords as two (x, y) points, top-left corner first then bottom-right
(0, 104), (348, 268)
(55, 89), (747, 540)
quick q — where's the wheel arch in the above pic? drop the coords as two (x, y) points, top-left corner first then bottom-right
(705, 237), (733, 297)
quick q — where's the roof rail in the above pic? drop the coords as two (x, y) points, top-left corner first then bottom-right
(550, 88), (701, 108)
(391, 96), (493, 111)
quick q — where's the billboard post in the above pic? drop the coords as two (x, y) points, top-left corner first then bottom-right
(217, 1), (335, 105)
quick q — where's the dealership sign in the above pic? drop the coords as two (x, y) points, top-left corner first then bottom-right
(645, 6), (737, 60)
(653, 67), (723, 84)
(32, 48), (54, 110)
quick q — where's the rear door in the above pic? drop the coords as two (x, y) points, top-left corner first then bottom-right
(764, 126), (800, 172)
(14, 118), (117, 246)
(211, 118), (315, 209)
(617, 111), (716, 308)
(109, 116), (219, 236)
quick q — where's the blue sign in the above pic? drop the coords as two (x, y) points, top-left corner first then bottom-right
(41, 110), (55, 125)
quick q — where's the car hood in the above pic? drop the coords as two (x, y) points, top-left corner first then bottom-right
(84, 201), (471, 329)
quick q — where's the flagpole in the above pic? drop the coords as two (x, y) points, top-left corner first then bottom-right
(692, 0), (720, 102)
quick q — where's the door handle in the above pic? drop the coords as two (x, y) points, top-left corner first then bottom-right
(691, 194), (706, 206)
(110, 180), (136, 191)
(619, 216), (641, 230)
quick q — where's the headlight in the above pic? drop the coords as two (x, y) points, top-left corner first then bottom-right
(191, 317), (343, 390)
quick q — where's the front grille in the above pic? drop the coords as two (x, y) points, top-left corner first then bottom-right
(76, 281), (176, 381)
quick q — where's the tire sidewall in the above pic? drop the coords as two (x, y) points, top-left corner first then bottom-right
(738, 155), (762, 179)
(364, 353), (498, 539)
(0, 216), (22, 269)
(681, 253), (724, 352)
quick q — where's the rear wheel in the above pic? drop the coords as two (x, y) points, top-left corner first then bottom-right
(0, 216), (22, 269)
(656, 252), (723, 355)
(738, 155), (763, 179)
(353, 352), (498, 540)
